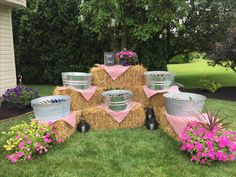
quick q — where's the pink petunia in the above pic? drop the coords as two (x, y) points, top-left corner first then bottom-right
(202, 151), (207, 157)
(57, 138), (63, 143)
(191, 156), (198, 161)
(15, 135), (21, 139)
(27, 140), (32, 144)
(201, 159), (206, 164)
(18, 144), (25, 150)
(26, 154), (32, 161)
(195, 143), (203, 151)
(23, 135), (29, 139)
(229, 154), (235, 161)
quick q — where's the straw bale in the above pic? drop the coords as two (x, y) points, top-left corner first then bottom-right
(54, 87), (105, 111)
(110, 86), (165, 108)
(90, 65), (146, 88)
(82, 104), (145, 130)
(153, 106), (178, 139)
(53, 111), (81, 140)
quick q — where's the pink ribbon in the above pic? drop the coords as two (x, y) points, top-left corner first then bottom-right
(96, 102), (138, 123)
(58, 86), (97, 101)
(143, 85), (180, 98)
(96, 64), (131, 80)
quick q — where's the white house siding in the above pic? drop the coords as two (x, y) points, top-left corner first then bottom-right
(0, 4), (17, 95)
(0, 0), (26, 8)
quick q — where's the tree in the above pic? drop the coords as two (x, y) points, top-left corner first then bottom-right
(208, 28), (236, 72)
(79, 0), (236, 70)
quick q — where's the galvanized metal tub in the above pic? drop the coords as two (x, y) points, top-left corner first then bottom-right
(144, 71), (175, 90)
(164, 92), (206, 117)
(31, 95), (71, 121)
(102, 90), (133, 111)
(61, 72), (92, 90)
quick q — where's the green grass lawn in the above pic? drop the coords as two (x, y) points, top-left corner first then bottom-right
(168, 60), (236, 89)
(0, 99), (236, 177)
(0, 60), (236, 177)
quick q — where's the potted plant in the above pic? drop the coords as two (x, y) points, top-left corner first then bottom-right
(115, 49), (138, 66)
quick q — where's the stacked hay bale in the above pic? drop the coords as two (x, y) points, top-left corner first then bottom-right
(54, 87), (105, 111)
(82, 104), (145, 129)
(53, 64), (174, 134)
(53, 111), (81, 140)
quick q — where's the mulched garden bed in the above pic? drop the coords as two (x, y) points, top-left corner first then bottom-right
(181, 87), (236, 101)
(0, 101), (32, 120)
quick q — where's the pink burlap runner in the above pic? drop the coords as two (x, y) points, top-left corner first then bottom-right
(37, 111), (77, 128)
(165, 112), (209, 137)
(143, 85), (179, 98)
(95, 64), (131, 80)
(58, 86), (97, 101)
(96, 101), (138, 123)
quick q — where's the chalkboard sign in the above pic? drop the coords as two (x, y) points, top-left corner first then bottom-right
(104, 52), (115, 66)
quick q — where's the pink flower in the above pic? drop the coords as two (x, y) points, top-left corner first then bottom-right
(18, 144), (25, 150)
(45, 133), (50, 138)
(206, 141), (213, 148)
(208, 151), (215, 160)
(195, 143), (203, 151)
(233, 136), (236, 141)
(10, 156), (18, 164)
(57, 138), (63, 143)
(26, 154), (32, 161)
(196, 152), (201, 157)
(6, 154), (19, 164)
(229, 154), (235, 161)
(186, 143), (194, 151)
(16, 151), (25, 157)
(191, 156), (198, 161)
(27, 140), (32, 144)
(202, 151), (207, 157)
(201, 159), (206, 164)
(180, 145), (186, 151)
(23, 135), (29, 139)
(15, 135), (20, 139)
(48, 121), (53, 126)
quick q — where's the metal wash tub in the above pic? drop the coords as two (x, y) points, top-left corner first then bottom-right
(102, 90), (133, 111)
(164, 92), (206, 117)
(62, 72), (92, 90)
(31, 95), (71, 121)
(144, 71), (175, 90)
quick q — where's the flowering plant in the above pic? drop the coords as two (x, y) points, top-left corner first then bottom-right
(2, 86), (39, 108)
(180, 114), (236, 165)
(115, 49), (138, 66)
(2, 120), (62, 163)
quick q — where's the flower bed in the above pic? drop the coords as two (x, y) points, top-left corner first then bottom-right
(2, 120), (62, 163)
(180, 121), (236, 165)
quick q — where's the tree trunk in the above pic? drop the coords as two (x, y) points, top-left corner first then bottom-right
(120, 24), (128, 50)
(109, 30), (118, 51)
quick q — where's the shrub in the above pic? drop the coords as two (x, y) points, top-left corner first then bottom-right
(2, 120), (62, 163)
(2, 86), (39, 107)
(199, 78), (222, 93)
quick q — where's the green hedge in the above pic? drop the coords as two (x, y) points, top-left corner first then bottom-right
(13, 0), (167, 84)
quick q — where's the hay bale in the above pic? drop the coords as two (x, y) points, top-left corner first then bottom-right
(153, 106), (178, 139)
(54, 87), (105, 111)
(53, 111), (81, 140)
(90, 65), (146, 88)
(82, 104), (145, 130)
(109, 86), (164, 108)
